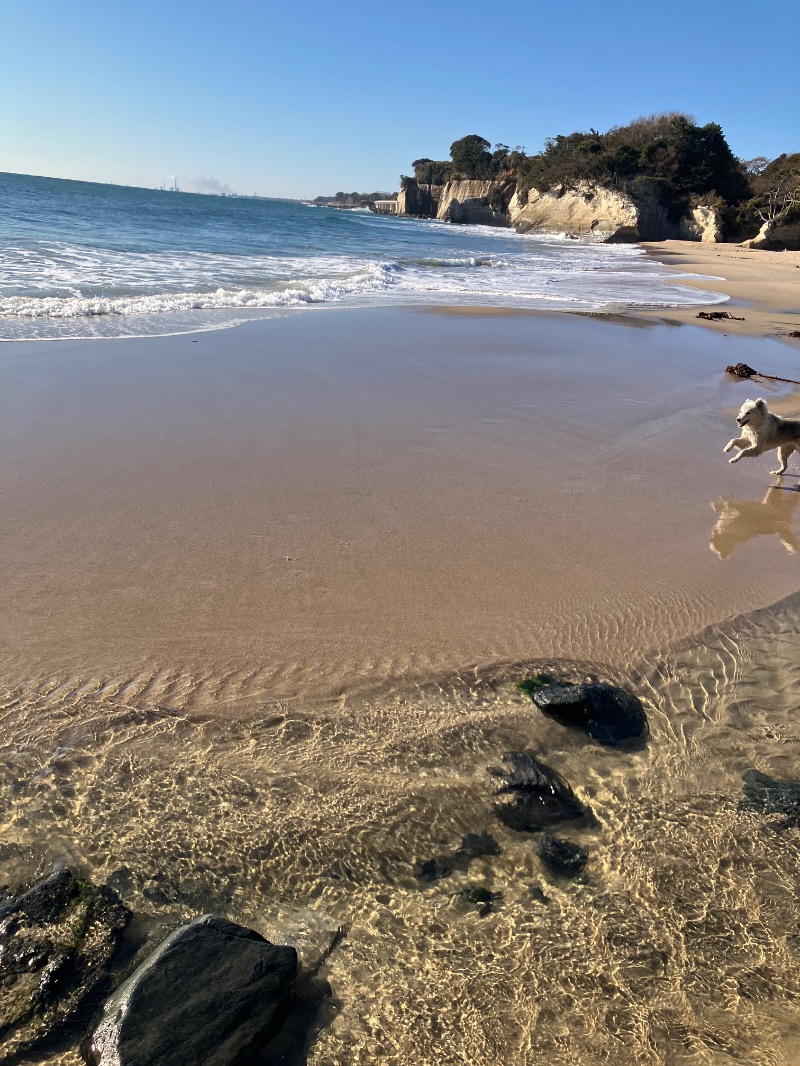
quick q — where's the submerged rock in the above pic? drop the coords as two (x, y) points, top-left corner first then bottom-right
(536, 834), (588, 878)
(87, 914), (298, 1066)
(417, 832), (502, 882)
(458, 885), (502, 917)
(527, 681), (648, 746)
(740, 769), (800, 828)
(417, 856), (455, 882)
(493, 752), (588, 833)
(454, 832), (501, 861)
(0, 867), (131, 1059)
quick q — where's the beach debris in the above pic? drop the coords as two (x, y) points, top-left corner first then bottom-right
(456, 885), (502, 917)
(697, 311), (745, 321)
(726, 362), (758, 379)
(536, 834), (588, 878)
(0, 867), (131, 1059)
(87, 914), (299, 1066)
(524, 680), (649, 747)
(492, 751), (589, 833)
(739, 769), (800, 830)
(726, 363), (800, 385)
(416, 832), (502, 882)
(788, 330), (800, 338)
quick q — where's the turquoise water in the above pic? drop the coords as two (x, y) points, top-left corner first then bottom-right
(0, 171), (726, 340)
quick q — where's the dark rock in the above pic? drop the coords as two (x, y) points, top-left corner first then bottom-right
(493, 751), (588, 833)
(536, 834), (588, 878)
(458, 885), (502, 917)
(529, 682), (648, 746)
(454, 833), (501, 861)
(740, 769), (800, 828)
(87, 914), (298, 1066)
(0, 867), (131, 1059)
(417, 856), (454, 882)
(416, 832), (501, 883)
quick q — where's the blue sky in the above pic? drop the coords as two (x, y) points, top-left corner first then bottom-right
(3, 0), (798, 197)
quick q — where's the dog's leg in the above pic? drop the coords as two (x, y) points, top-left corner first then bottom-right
(778, 530), (798, 554)
(771, 445), (793, 476)
(729, 445), (759, 464)
(723, 436), (748, 454)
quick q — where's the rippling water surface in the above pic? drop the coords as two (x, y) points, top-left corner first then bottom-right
(2, 593), (799, 1065)
(0, 172), (727, 339)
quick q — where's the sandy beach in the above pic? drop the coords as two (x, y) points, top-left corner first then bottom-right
(2, 260), (800, 1065)
(642, 240), (800, 340)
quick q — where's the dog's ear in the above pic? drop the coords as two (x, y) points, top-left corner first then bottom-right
(755, 398), (765, 407)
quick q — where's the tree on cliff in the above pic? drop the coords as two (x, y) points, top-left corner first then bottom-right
(740, 153), (800, 246)
(411, 158), (453, 185)
(449, 135), (493, 180)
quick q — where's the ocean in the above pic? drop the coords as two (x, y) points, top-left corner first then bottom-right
(0, 171), (727, 341)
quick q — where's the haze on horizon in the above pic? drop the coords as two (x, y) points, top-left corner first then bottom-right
(3, 0), (798, 199)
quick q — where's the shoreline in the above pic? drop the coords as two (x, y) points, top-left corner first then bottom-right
(640, 239), (800, 341)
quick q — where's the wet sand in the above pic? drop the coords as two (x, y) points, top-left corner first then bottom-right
(3, 303), (800, 1065)
(2, 307), (799, 708)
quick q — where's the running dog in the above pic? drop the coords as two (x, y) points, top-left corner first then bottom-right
(724, 397), (800, 475)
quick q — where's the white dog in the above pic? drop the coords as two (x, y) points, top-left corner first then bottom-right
(724, 397), (800, 475)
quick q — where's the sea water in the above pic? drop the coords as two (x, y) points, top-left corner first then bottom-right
(0, 171), (727, 341)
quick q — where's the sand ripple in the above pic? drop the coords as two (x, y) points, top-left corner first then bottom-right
(2, 594), (800, 1064)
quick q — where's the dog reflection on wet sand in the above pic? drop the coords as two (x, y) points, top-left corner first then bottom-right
(711, 487), (800, 558)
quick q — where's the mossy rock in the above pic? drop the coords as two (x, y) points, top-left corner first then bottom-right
(0, 867), (131, 1058)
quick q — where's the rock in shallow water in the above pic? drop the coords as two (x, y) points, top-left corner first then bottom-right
(416, 832), (502, 882)
(493, 751), (589, 833)
(0, 867), (131, 1059)
(458, 885), (502, 917)
(87, 914), (298, 1066)
(536, 834), (588, 878)
(529, 681), (648, 746)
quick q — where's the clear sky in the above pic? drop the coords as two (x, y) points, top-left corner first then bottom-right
(3, 0), (798, 198)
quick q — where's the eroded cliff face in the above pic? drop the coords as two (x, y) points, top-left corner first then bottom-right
(396, 177), (721, 242)
(397, 179), (510, 226)
(508, 183), (638, 240)
(508, 180), (687, 242)
(435, 180), (510, 227)
(679, 205), (724, 243)
(396, 181), (444, 218)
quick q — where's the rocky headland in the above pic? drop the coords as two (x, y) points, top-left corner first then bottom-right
(389, 121), (799, 246)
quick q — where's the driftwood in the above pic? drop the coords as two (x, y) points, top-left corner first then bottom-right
(697, 310), (745, 321)
(726, 362), (800, 385)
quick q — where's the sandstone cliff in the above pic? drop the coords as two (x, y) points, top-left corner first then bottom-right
(435, 179), (510, 226)
(679, 205), (724, 243)
(508, 180), (691, 242)
(397, 178), (510, 226)
(396, 176), (727, 243)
